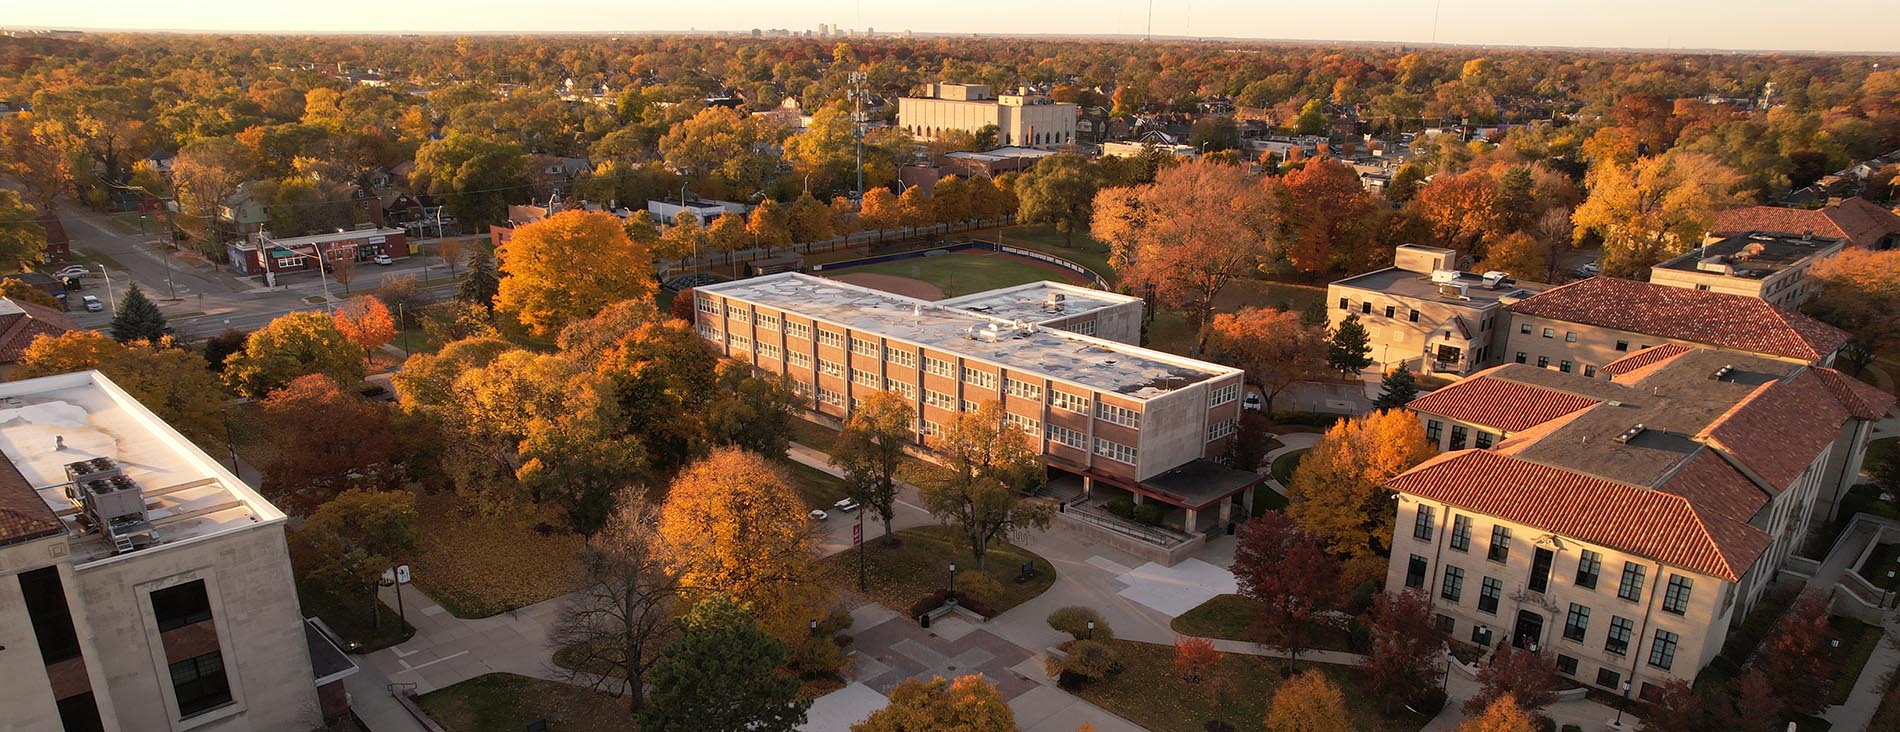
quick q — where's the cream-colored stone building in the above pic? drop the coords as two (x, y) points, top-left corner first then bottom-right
(0, 371), (325, 732)
(1501, 276), (1848, 379)
(1646, 231), (1843, 308)
(1388, 346), (1891, 701)
(897, 83), (1078, 149)
(1326, 244), (1547, 377)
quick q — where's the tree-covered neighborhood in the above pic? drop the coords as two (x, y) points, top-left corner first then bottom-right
(2, 10), (1900, 732)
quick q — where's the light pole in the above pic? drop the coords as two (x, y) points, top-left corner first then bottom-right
(97, 264), (116, 312)
(948, 562), (956, 596)
(1613, 681), (1631, 725)
(1085, 620), (1094, 640)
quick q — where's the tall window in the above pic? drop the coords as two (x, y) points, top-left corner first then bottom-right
(1478, 577), (1501, 614)
(1474, 431), (1493, 449)
(168, 652), (233, 718)
(1606, 616), (1633, 655)
(1648, 629), (1679, 670)
(1618, 563), (1646, 602)
(1406, 555), (1428, 589)
(1662, 576), (1694, 615)
(1576, 550), (1602, 590)
(1487, 526), (1511, 563)
(1441, 566), (1465, 602)
(1449, 515), (1472, 551)
(1414, 505), (1435, 541)
(1449, 425), (1468, 450)
(1563, 603), (1591, 642)
(152, 581), (213, 632)
(1425, 419), (1443, 442)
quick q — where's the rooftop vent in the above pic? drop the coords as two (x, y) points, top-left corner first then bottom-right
(1430, 269), (1460, 284)
(1481, 270), (1507, 288)
(1043, 291), (1067, 313)
(63, 457), (156, 554)
(1709, 364), (1735, 381)
(1612, 423), (1647, 444)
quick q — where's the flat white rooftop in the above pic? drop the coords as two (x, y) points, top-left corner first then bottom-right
(934, 281), (1135, 323)
(701, 274), (1237, 399)
(0, 371), (283, 566)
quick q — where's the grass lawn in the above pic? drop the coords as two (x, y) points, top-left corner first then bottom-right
(1867, 437), (1898, 473)
(290, 577), (413, 652)
(418, 673), (623, 732)
(1170, 594), (1359, 653)
(783, 459), (852, 509)
(1250, 484), (1289, 516)
(409, 492), (587, 618)
(791, 417), (938, 485)
(392, 325), (444, 356)
(991, 224), (1115, 281)
(835, 251), (1070, 297)
(1861, 543), (1900, 589)
(1069, 639), (1430, 732)
(1830, 616), (1885, 705)
(819, 525), (1056, 617)
(1271, 449), (1308, 485)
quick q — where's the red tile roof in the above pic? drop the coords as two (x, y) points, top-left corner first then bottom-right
(0, 298), (78, 363)
(1711, 198), (1900, 249)
(0, 455), (60, 547)
(1811, 367), (1897, 421)
(1506, 277), (1849, 362)
(1601, 343), (1694, 378)
(1389, 450), (1766, 580)
(1407, 367), (1601, 433)
(1698, 370), (1851, 491)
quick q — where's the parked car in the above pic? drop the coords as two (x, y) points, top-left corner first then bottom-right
(81, 295), (103, 312)
(54, 265), (91, 279)
(1243, 391), (1263, 412)
(807, 509), (829, 521)
(1575, 260), (1601, 277)
(833, 497), (862, 513)
(372, 254), (393, 265)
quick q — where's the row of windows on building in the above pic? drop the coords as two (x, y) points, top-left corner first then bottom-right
(1340, 297), (1422, 323)
(1423, 420), (1497, 450)
(1410, 554), (1684, 672)
(1510, 352), (1600, 377)
(1412, 507), (1697, 612)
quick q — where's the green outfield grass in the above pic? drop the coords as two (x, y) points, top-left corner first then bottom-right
(833, 251), (1076, 297)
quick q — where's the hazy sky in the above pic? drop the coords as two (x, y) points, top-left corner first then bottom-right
(7, 0), (1899, 53)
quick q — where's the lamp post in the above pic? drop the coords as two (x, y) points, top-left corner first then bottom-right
(97, 264), (116, 312)
(948, 563), (957, 596)
(1613, 681), (1632, 725)
(1086, 620), (1094, 640)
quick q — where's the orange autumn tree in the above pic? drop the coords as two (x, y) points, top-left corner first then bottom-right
(852, 675), (1016, 732)
(658, 447), (829, 643)
(495, 209), (656, 337)
(1203, 307), (1329, 417)
(333, 296), (396, 360)
(1264, 670), (1352, 732)
(1285, 409), (1436, 584)
(1172, 637), (1221, 684)
(1459, 694), (1535, 732)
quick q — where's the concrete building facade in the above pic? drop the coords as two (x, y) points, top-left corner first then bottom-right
(0, 371), (322, 732)
(695, 274), (1258, 529)
(1388, 346), (1891, 700)
(898, 83), (1078, 149)
(1326, 245), (1547, 377)
(1646, 232), (1844, 308)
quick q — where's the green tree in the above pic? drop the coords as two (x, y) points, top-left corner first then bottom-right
(919, 401), (1053, 569)
(853, 675), (1017, 732)
(411, 134), (531, 225)
(1293, 99), (1329, 136)
(458, 247), (500, 312)
(1188, 115), (1240, 152)
(703, 360), (801, 458)
(222, 311), (365, 398)
(638, 595), (810, 732)
(1326, 313), (1373, 376)
(832, 390), (915, 545)
(1015, 153), (1102, 246)
(108, 283), (168, 343)
(1373, 369), (1421, 411)
(298, 488), (419, 631)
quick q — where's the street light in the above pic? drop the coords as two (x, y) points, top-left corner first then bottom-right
(948, 563), (957, 595)
(97, 264), (116, 312)
(1086, 620), (1094, 640)
(1613, 681), (1632, 725)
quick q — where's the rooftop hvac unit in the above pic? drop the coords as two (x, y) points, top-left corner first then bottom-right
(1430, 269), (1460, 284)
(1612, 424), (1647, 444)
(63, 457), (156, 554)
(1437, 282), (1470, 300)
(1043, 291), (1067, 313)
(1481, 271), (1507, 288)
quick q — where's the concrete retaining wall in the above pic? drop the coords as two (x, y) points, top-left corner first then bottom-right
(1047, 510), (1204, 566)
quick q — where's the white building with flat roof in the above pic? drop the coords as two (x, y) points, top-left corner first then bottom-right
(898, 83), (1078, 149)
(0, 371), (323, 732)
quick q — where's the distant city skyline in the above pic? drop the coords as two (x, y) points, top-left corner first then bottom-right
(5, 0), (1899, 54)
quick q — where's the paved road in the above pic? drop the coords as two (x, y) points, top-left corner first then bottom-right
(53, 204), (463, 338)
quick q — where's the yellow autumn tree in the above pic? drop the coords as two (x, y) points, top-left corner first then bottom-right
(495, 209), (656, 337)
(1459, 694), (1535, 732)
(1806, 249), (1900, 375)
(1285, 409), (1436, 584)
(333, 295), (396, 360)
(1571, 149), (1744, 278)
(1264, 670), (1352, 732)
(852, 675), (1017, 732)
(658, 447), (829, 643)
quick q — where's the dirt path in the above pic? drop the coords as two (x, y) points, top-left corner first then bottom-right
(830, 272), (945, 300)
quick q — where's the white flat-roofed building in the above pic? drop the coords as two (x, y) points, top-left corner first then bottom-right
(898, 83), (1078, 149)
(934, 281), (1142, 344)
(0, 371), (322, 732)
(695, 274), (1262, 532)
